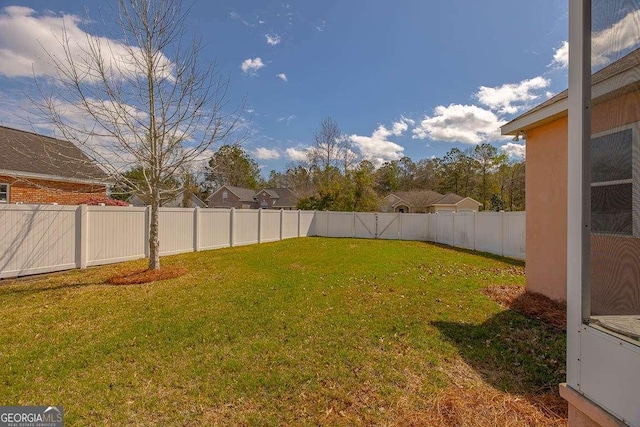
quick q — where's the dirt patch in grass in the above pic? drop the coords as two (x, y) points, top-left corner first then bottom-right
(483, 285), (566, 330)
(107, 266), (186, 285)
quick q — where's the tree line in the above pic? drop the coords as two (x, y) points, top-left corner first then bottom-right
(162, 117), (525, 212)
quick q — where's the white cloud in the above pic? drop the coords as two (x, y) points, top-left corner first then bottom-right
(550, 41), (569, 69)
(254, 147), (280, 160)
(349, 119), (408, 167)
(391, 120), (408, 136)
(241, 57), (265, 75)
(399, 115), (415, 126)
(230, 11), (257, 28)
(285, 147), (310, 162)
(501, 142), (526, 159)
(476, 76), (550, 115)
(412, 104), (506, 144)
(316, 20), (326, 32)
(0, 6), (174, 81)
(276, 73), (288, 82)
(277, 114), (296, 123)
(266, 34), (281, 45)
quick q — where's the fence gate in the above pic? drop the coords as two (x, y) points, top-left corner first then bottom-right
(354, 213), (400, 239)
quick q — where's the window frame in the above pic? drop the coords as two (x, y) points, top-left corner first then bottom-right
(222, 190), (228, 201)
(0, 183), (9, 203)
(590, 122), (640, 237)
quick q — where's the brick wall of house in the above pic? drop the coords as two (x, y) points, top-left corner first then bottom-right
(0, 175), (107, 205)
(255, 190), (275, 209)
(207, 190), (243, 208)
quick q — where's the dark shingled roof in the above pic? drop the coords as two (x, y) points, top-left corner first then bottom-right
(224, 185), (258, 202)
(0, 126), (109, 182)
(265, 188), (299, 208)
(393, 190), (445, 208)
(433, 193), (465, 205)
(503, 46), (640, 129)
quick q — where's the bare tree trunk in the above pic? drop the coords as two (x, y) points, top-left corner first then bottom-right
(149, 195), (160, 270)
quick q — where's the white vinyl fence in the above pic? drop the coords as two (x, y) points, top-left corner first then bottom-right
(0, 205), (316, 279)
(315, 211), (526, 259)
(0, 205), (524, 279)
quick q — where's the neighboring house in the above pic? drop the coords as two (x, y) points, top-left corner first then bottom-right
(253, 188), (299, 210)
(128, 191), (206, 208)
(379, 190), (482, 213)
(501, 47), (640, 314)
(207, 185), (257, 209)
(0, 126), (110, 205)
(207, 185), (300, 209)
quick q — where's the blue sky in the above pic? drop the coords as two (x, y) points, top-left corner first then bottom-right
(0, 1), (569, 175)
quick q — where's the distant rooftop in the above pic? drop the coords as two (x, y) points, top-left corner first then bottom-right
(0, 125), (109, 183)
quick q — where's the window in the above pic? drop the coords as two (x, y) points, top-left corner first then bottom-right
(0, 183), (8, 203)
(222, 190), (228, 201)
(590, 125), (637, 236)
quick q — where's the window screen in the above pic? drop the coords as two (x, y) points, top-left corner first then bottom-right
(589, 0), (640, 342)
(590, 129), (633, 235)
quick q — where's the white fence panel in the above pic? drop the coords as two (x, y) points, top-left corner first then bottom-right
(427, 214), (438, 242)
(0, 205), (77, 278)
(436, 213), (455, 246)
(261, 210), (281, 242)
(234, 209), (259, 246)
(354, 213), (376, 239)
(300, 211), (315, 236)
(475, 213), (503, 255)
(159, 208), (195, 255)
(88, 206), (146, 266)
(378, 213), (400, 240)
(199, 209), (231, 249)
(400, 214), (428, 241)
(313, 211), (329, 237)
(326, 212), (354, 238)
(199, 209), (230, 250)
(502, 212), (526, 259)
(453, 212), (475, 250)
(281, 210), (299, 239)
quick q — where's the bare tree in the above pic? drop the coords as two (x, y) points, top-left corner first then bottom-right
(308, 117), (344, 171)
(33, 0), (242, 270)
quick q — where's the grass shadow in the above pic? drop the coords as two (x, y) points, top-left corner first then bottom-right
(424, 241), (526, 267)
(432, 308), (565, 397)
(0, 280), (106, 297)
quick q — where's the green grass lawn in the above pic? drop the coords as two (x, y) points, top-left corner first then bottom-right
(0, 238), (565, 426)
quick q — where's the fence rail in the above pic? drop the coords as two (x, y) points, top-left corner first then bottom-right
(0, 205), (524, 279)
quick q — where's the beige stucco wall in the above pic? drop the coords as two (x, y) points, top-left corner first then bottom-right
(379, 195), (399, 213)
(526, 90), (640, 304)
(433, 205), (456, 213)
(525, 116), (568, 301)
(456, 198), (481, 212)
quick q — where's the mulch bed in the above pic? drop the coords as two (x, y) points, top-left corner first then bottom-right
(107, 266), (187, 285)
(482, 285), (566, 330)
